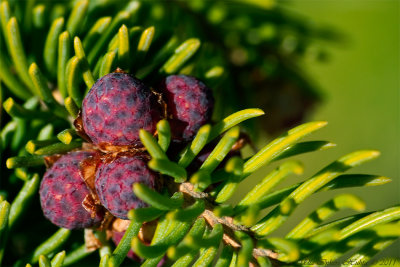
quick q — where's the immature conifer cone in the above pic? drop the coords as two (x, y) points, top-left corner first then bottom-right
(160, 75), (214, 141)
(82, 73), (161, 146)
(95, 155), (158, 219)
(39, 151), (103, 229)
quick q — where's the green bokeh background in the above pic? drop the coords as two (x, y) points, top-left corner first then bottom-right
(1, 0), (398, 264)
(292, 0), (400, 259)
(234, 0), (399, 260)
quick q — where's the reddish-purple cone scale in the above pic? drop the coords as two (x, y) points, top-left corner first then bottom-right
(160, 75), (214, 142)
(95, 156), (157, 220)
(82, 73), (160, 146)
(39, 151), (103, 229)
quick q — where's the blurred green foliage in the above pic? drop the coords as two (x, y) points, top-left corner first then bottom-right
(135, 0), (342, 135)
(1, 0), (342, 135)
(1, 0), (398, 266)
(238, 0), (400, 260)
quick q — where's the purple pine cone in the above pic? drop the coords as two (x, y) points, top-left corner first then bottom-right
(95, 156), (157, 219)
(39, 151), (103, 229)
(82, 73), (161, 146)
(160, 75), (214, 142)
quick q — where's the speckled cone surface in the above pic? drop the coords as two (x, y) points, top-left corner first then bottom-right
(95, 156), (157, 219)
(82, 73), (160, 146)
(40, 151), (104, 229)
(160, 75), (214, 141)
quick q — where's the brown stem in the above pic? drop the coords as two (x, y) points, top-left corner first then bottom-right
(179, 182), (279, 260)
